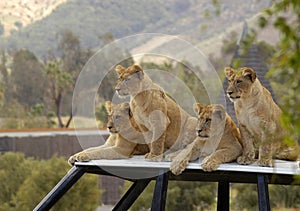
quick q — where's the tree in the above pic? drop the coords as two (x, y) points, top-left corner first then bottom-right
(269, 185), (300, 208)
(0, 152), (102, 211)
(0, 50), (8, 105)
(0, 22), (4, 36)
(258, 0), (300, 139)
(44, 60), (73, 128)
(96, 32), (134, 102)
(0, 152), (35, 207)
(231, 184), (258, 211)
(122, 180), (216, 211)
(10, 49), (47, 109)
(45, 30), (93, 128)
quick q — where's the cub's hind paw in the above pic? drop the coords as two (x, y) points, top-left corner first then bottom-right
(145, 153), (163, 161)
(237, 155), (255, 165)
(257, 158), (273, 167)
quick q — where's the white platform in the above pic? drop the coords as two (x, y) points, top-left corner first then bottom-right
(75, 156), (300, 175)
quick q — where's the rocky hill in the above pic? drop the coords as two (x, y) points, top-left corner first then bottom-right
(0, 0), (67, 36)
(0, 0), (271, 57)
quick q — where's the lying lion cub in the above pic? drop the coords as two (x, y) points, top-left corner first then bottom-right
(68, 101), (148, 165)
(115, 64), (197, 161)
(169, 103), (242, 175)
(225, 67), (299, 166)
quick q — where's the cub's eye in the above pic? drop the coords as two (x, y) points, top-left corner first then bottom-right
(115, 115), (121, 120)
(205, 118), (211, 124)
(236, 80), (243, 84)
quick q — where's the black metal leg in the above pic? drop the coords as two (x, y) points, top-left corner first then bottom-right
(217, 181), (230, 211)
(257, 174), (270, 211)
(113, 179), (151, 211)
(33, 166), (85, 211)
(151, 172), (169, 211)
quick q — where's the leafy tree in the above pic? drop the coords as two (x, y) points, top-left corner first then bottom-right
(231, 184), (258, 211)
(45, 30), (94, 128)
(0, 152), (102, 211)
(269, 185), (300, 208)
(258, 0), (300, 139)
(96, 32), (134, 102)
(10, 49), (47, 109)
(44, 60), (73, 128)
(0, 50), (8, 106)
(122, 180), (216, 211)
(95, 103), (108, 127)
(167, 181), (216, 211)
(14, 21), (23, 30)
(0, 152), (35, 207)
(0, 22), (4, 36)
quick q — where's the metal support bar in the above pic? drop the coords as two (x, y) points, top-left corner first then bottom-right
(257, 174), (270, 211)
(33, 166), (85, 211)
(113, 179), (151, 211)
(151, 172), (169, 211)
(217, 181), (230, 211)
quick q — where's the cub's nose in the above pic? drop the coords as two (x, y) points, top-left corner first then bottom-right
(197, 129), (202, 135)
(107, 126), (113, 130)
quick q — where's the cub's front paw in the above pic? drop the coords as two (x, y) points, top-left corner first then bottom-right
(201, 157), (219, 172)
(68, 151), (90, 166)
(237, 155), (255, 165)
(145, 153), (163, 161)
(257, 158), (273, 167)
(68, 155), (77, 166)
(170, 158), (188, 175)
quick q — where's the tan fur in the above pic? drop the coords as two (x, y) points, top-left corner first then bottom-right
(115, 64), (198, 161)
(225, 67), (299, 166)
(68, 102), (149, 165)
(169, 103), (242, 174)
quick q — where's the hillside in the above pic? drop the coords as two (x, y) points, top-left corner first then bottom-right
(0, 0), (270, 57)
(0, 0), (67, 36)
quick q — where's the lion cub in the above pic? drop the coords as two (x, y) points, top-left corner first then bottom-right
(115, 64), (197, 161)
(225, 67), (299, 167)
(68, 101), (148, 165)
(170, 103), (242, 175)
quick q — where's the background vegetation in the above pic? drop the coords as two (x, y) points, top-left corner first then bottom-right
(0, 152), (102, 211)
(0, 0), (300, 210)
(0, 0), (269, 57)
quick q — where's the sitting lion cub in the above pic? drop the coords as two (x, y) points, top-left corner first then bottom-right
(225, 67), (299, 166)
(169, 103), (242, 175)
(115, 64), (197, 161)
(68, 101), (148, 165)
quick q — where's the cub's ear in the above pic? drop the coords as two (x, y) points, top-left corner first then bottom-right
(115, 65), (126, 75)
(224, 67), (236, 79)
(212, 105), (226, 120)
(133, 64), (143, 72)
(242, 67), (256, 82)
(121, 102), (131, 116)
(132, 64), (144, 80)
(193, 103), (203, 115)
(105, 101), (113, 113)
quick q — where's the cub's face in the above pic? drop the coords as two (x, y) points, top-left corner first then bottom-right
(224, 67), (257, 102)
(105, 101), (131, 134)
(115, 64), (144, 97)
(193, 103), (226, 139)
